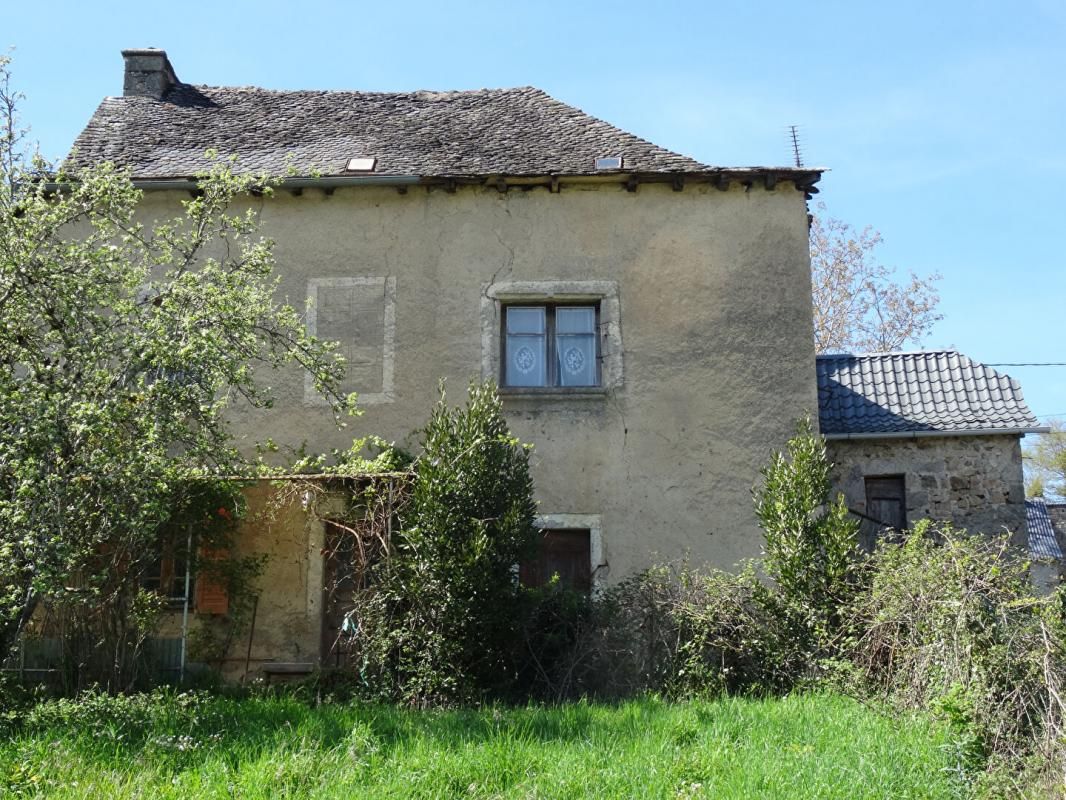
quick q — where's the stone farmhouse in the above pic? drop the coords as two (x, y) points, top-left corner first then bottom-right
(55, 49), (1051, 676)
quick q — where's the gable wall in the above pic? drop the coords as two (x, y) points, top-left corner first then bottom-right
(137, 180), (817, 578)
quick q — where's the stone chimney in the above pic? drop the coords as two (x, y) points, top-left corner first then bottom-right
(121, 48), (179, 99)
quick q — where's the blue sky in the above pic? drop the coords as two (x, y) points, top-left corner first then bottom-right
(7, 0), (1065, 423)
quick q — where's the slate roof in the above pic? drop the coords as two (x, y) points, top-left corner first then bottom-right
(68, 83), (723, 180)
(817, 351), (1046, 438)
(1026, 499), (1064, 561)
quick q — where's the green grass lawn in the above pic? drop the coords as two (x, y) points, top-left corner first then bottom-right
(0, 691), (965, 799)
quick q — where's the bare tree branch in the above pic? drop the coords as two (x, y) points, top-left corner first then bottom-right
(810, 203), (943, 354)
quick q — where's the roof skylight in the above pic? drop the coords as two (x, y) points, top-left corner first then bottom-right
(345, 157), (377, 172)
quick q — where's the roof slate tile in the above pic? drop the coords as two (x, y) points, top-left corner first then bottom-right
(68, 83), (717, 179)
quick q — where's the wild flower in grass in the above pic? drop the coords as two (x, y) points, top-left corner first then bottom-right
(676, 779), (704, 799)
(149, 734), (200, 753)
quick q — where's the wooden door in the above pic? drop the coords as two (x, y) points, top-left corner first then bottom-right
(519, 529), (591, 592)
(865, 476), (907, 531)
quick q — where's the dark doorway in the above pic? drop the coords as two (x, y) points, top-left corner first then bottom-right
(321, 520), (369, 667)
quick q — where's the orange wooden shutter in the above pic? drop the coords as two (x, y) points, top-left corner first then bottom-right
(194, 547), (229, 615)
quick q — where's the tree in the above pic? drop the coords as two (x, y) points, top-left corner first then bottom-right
(0, 55), (349, 670)
(810, 204), (943, 353)
(1025, 419), (1066, 499)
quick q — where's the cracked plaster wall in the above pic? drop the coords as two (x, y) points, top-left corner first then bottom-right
(136, 181), (818, 580)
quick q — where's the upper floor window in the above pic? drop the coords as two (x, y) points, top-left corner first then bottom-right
(503, 304), (599, 388)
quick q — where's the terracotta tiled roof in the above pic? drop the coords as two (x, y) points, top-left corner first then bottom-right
(817, 351), (1045, 437)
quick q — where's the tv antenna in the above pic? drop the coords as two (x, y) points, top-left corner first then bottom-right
(787, 125), (804, 168)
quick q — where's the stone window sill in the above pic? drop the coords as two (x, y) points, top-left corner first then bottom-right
(499, 386), (609, 401)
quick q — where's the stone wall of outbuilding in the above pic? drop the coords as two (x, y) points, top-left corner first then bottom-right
(827, 434), (1026, 542)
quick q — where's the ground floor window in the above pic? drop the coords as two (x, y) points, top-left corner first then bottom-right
(519, 529), (592, 592)
(141, 541), (193, 604)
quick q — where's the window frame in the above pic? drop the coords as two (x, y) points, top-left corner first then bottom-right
(864, 473), (907, 529)
(860, 474), (908, 551)
(531, 513), (605, 593)
(303, 276), (397, 407)
(141, 541), (195, 606)
(519, 528), (593, 593)
(500, 302), (601, 391)
(480, 280), (622, 395)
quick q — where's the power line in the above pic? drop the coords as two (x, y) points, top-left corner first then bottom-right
(986, 362), (1066, 367)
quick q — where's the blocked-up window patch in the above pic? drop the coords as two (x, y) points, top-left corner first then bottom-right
(305, 277), (396, 405)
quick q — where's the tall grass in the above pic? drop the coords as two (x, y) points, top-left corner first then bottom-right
(0, 690), (964, 799)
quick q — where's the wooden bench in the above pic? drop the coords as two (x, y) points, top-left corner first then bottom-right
(260, 662), (315, 683)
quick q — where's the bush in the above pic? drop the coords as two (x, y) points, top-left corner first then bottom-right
(517, 564), (817, 702)
(517, 421), (866, 702)
(665, 564), (811, 696)
(754, 417), (863, 656)
(350, 381), (539, 705)
(515, 568), (708, 701)
(843, 521), (1066, 790)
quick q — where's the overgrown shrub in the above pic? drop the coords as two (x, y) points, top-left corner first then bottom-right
(665, 565), (811, 696)
(515, 569), (690, 701)
(517, 564), (817, 702)
(350, 381), (539, 705)
(843, 521), (1066, 791)
(754, 417), (863, 658)
(514, 581), (597, 700)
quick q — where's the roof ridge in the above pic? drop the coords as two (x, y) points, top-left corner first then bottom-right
(817, 349), (961, 359)
(169, 83), (538, 97)
(69, 66), (813, 180)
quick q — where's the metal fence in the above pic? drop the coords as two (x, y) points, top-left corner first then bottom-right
(1, 636), (185, 688)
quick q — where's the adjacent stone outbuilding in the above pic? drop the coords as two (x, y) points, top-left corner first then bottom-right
(818, 351), (1047, 548)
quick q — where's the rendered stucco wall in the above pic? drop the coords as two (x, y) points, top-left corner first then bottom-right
(136, 179), (818, 580)
(215, 483), (324, 680)
(827, 435), (1027, 540)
